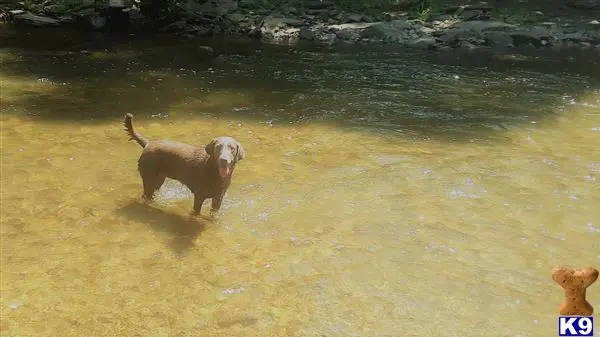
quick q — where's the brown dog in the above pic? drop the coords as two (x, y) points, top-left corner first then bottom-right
(123, 113), (245, 215)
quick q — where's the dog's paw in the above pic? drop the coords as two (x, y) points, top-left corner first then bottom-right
(208, 209), (221, 221)
(141, 195), (155, 204)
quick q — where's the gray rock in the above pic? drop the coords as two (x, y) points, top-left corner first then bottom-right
(58, 15), (76, 24)
(260, 16), (284, 30)
(73, 8), (95, 17)
(43, 4), (68, 16)
(281, 6), (298, 15)
(452, 20), (517, 32)
(438, 28), (475, 45)
(407, 37), (437, 49)
(392, 0), (421, 9)
(335, 27), (362, 41)
(415, 25), (434, 36)
(128, 7), (145, 22)
(304, 0), (335, 9)
(298, 27), (315, 40)
(228, 13), (246, 22)
(508, 27), (551, 47)
(261, 16), (304, 31)
(360, 19), (413, 42)
(459, 40), (479, 50)
(566, 0), (599, 9)
(13, 11), (60, 26)
(538, 21), (558, 28)
(434, 14), (454, 21)
(447, 4), (494, 14)
(363, 14), (375, 22)
(561, 31), (593, 45)
(329, 22), (378, 31)
(284, 18), (304, 27)
(317, 32), (337, 44)
(436, 20), (519, 47)
(483, 31), (514, 48)
(238, 0), (259, 9)
(459, 10), (483, 21)
(195, 0), (238, 17)
(198, 45), (215, 55)
(236, 17), (254, 31)
(160, 20), (189, 33)
(255, 8), (271, 15)
(248, 25), (261, 38)
(345, 13), (364, 23)
(260, 16), (306, 42)
(87, 13), (106, 29)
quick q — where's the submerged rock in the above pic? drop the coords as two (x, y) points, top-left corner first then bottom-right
(12, 11), (60, 26)
(509, 26), (556, 47)
(483, 31), (514, 48)
(407, 37), (437, 50)
(566, 0), (599, 9)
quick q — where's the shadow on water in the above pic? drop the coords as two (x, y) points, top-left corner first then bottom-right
(1, 26), (599, 142)
(116, 200), (208, 256)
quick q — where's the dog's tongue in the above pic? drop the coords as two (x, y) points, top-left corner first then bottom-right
(219, 166), (230, 179)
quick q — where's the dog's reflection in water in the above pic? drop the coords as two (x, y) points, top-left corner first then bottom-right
(118, 200), (211, 256)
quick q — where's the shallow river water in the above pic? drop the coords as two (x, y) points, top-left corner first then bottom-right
(1, 28), (599, 337)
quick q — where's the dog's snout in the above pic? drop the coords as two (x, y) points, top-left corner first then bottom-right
(219, 157), (230, 166)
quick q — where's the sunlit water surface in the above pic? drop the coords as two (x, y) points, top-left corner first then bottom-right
(1, 29), (599, 337)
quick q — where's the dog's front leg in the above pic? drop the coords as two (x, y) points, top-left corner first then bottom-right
(211, 193), (224, 213)
(192, 194), (206, 215)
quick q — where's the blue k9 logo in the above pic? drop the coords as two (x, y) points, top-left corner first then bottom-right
(559, 316), (594, 337)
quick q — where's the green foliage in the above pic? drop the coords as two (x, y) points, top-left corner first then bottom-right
(416, 0), (435, 21)
(417, 6), (431, 21)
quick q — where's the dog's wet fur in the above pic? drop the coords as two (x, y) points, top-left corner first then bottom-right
(123, 113), (245, 215)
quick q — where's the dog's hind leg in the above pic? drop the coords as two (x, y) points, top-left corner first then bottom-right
(140, 173), (165, 200)
(142, 174), (165, 200)
(138, 161), (165, 200)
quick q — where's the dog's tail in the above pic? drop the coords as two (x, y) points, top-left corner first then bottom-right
(123, 113), (149, 148)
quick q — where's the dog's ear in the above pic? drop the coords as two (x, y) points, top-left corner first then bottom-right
(236, 142), (246, 161)
(205, 139), (216, 155)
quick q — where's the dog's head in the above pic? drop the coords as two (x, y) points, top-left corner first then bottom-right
(205, 136), (245, 179)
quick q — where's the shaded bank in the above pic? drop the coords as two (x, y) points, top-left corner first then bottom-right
(2, 0), (600, 53)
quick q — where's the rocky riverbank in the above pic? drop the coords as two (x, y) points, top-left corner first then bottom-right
(2, 0), (600, 52)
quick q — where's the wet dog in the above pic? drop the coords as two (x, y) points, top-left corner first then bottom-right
(123, 113), (245, 215)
